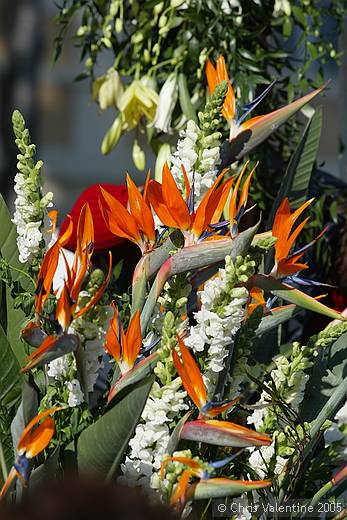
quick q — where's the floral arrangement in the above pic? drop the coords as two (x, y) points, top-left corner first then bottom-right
(0, 55), (347, 518)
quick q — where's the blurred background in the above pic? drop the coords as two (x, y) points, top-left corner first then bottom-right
(0, 0), (156, 218)
(0, 0), (346, 218)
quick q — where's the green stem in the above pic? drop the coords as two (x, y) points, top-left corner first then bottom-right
(0, 438), (8, 483)
(309, 481), (333, 508)
(9, 265), (36, 286)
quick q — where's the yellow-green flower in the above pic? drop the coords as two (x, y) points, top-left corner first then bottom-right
(117, 78), (159, 130)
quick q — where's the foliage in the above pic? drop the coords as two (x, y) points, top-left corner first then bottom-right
(1, 47), (347, 517)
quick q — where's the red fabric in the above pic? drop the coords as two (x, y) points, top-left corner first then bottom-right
(59, 184), (128, 251)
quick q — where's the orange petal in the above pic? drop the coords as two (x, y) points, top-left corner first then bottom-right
(76, 203), (94, 259)
(123, 309), (142, 369)
(204, 396), (240, 418)
(146, 180), (178, 228)
(126, 173), (155, 243)
(237, 162), (257, 214)
(58, 215), (73, 246)
(99, 186), (142, 245)
(216, 55), (236, 121)
(174, 336), (207, 410)
(229, 161), (250, 223)
(55, 283), (73, 331)
(104, 301), (121, 363)
(22, 417), (55, 458)
(206, 59), (218, 95)
(181, 164), (191, 200)
(34, 242), (61, 313)
(170, 469), (192, 507)
(21, 335), (59, 373)
(192, 170), (228, 237)
(0, 467), (18, 501)
(161, 162), (191, 231)
(17, 407), (62, 453)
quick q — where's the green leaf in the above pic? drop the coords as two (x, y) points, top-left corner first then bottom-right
(256, 305), (299, 336)
(77, 377), (153, 479)
(178, 73), (197, 123)
(29, 446), (60, 491)
(300, 332), (347, 422)
(249, 274), (344, 321)
(190, 477), (271, 500)
(0, 324), (22, 409)
(267, 107), (322, 228)
(0, 194), (30, 364)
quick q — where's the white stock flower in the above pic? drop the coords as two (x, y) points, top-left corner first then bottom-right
(47, 355), (70, 380)
(66, 379), (84, 407)
(185, 264), (247, 396)
(120, 378), (188, 489)
(248, 443), (287, 479)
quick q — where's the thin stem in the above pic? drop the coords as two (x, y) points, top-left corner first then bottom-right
(0, 438), (8, 483)
(9, 264), (36, 286)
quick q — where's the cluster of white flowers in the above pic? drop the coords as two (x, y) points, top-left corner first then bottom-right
(248, 343), (312, 430)
(12, 172), (53, 263)
(170, 120), (220, 203)
(248, 442), (287, 479)
(185, 257), (248, 397)
(120, 378), (189, 489)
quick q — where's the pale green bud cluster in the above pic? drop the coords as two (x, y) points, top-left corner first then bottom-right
(212, 255), (255, 316)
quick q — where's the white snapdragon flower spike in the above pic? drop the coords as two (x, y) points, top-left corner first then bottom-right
(185, 262), (248, 396)
(170, 120), (220, 204)
(120, 378), (188, 489)
(12, 171), (54, 263)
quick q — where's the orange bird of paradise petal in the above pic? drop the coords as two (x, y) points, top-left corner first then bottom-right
(99, 181), (155, 253)
(0, 408), (62, 500)
(206, 55), (236, 122)
(126, 173), (156, 243)
(173, 336), (207, 411)
(173, 336), (237, 418)
(21, 335), (59, 373)
(247, 287), (266, 317)
(161, 162), (191, 230)
(272, 197), (317, 277)
(104, 303), (142, 374)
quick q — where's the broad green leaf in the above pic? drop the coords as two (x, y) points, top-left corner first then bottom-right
(0, 194), (31, 364)
(0, 324), (22, 408)
(250, 274), (344, 321)
(77, 377), (153, 479)
(300, 332), (347, 422)
(189, 477), (271, 500)
(29, 446), (60, 491)
(267, 107), (322, 228)
(256, 305), (299, 336)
